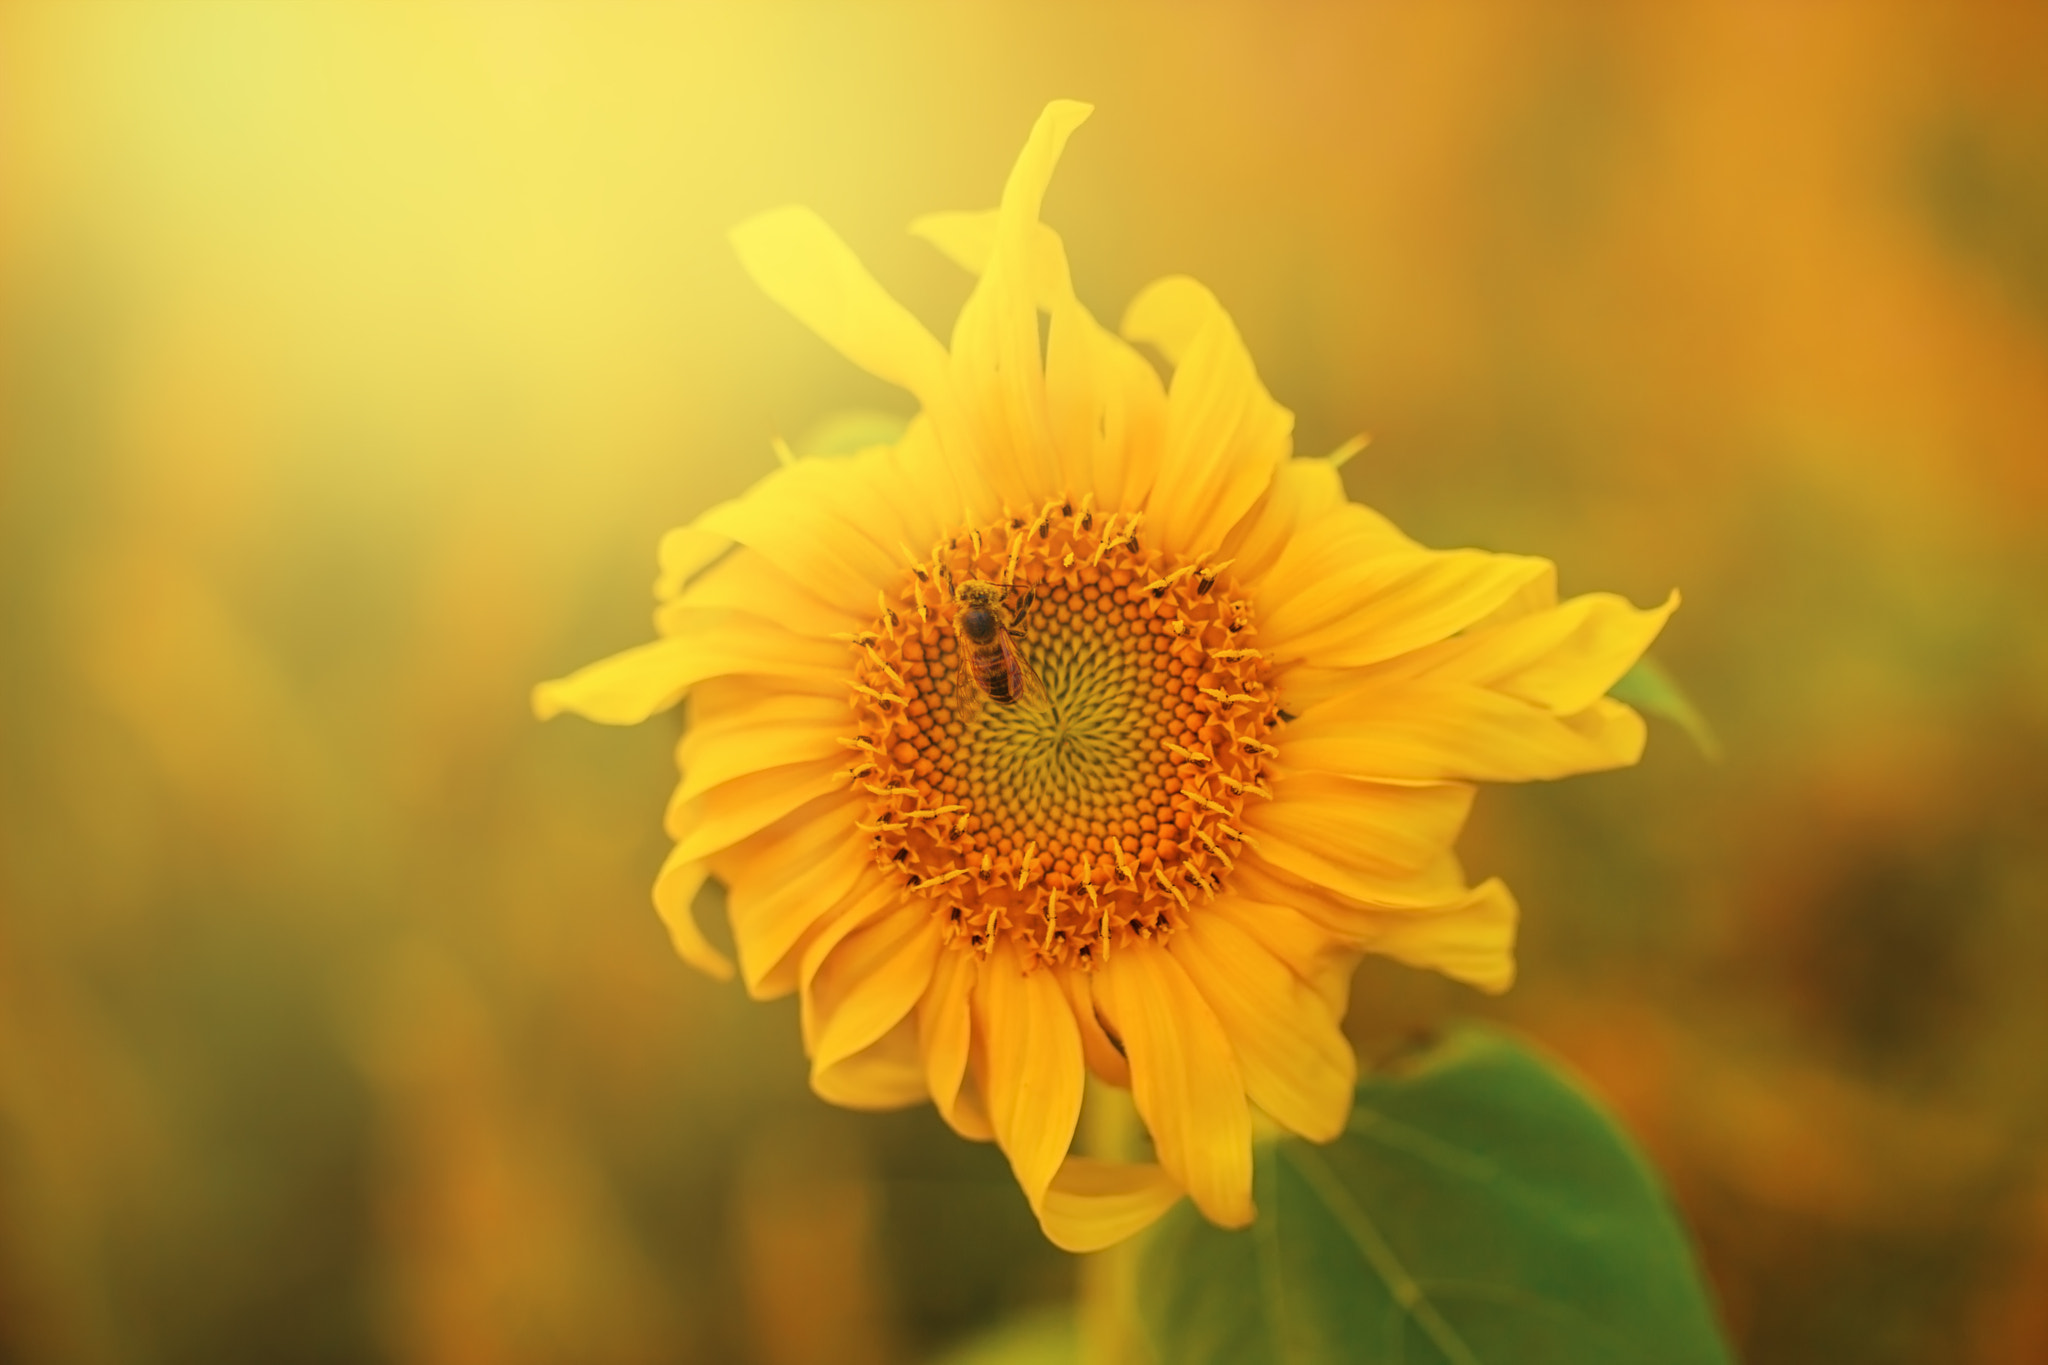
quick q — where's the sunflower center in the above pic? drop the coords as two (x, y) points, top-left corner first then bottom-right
(843, 499), (1278, 969)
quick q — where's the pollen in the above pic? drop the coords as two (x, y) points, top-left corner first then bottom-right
(844, 500), (1279, 969)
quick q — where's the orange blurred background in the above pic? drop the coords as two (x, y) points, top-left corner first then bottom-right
(4, 3), (2046, 1361)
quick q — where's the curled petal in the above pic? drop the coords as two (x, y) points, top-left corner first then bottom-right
(1171, 908), (1355, 1143)
(1038, 1156), (1185, 1253)
(655, 522), (735, 600)
(716, 794), (868, 998)
(1352, 879), (1520, 995)
(730, 206), (953, 411)
(1059, 966), (1131, 1088)
(911, 213), (1067, 306)
(698, 466), (911, 615)
(944, 101), (1094, 507)
(650, 849), (735, 981)
(912, 211), (1166, 509)
(918, 948), (993, 1140)
(665, 762), (848, 862)
(1094, 947), (1254, 1228)
(1206, 891), (1361, 1019)
(808, 905), (941, 1079)
(1122, 276), (1293, 554)
(1216, 458), (1355, 587)
(811, 1011), (929, 1111)
(1379, 589), (1680, 713)
(792, 875), (902, 1044)
(1241, 774), (1475, 908)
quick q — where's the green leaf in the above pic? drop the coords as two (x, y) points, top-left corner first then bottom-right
(1137, 1026), (1733, 1365)
(1609, 655), (1721, 761)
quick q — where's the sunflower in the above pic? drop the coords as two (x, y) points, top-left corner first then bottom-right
(535, 101), (1674, 1252)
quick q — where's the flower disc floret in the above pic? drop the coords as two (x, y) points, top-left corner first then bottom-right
(846, 499), (1277, 967)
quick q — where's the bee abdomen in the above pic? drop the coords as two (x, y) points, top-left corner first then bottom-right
(967, 645), (1022, 704)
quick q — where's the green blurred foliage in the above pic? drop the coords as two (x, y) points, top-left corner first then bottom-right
(3, 3), (2047, 1363)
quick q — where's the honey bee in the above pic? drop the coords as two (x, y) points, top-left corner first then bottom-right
(951, 579), (1046, 710)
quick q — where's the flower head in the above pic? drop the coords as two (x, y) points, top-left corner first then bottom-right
(536, 101), (1674, 1250)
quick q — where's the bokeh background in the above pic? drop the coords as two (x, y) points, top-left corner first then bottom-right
(4, 3), (2046, 1361)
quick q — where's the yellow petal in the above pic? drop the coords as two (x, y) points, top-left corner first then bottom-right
(698, 464), (913, 616)
(662, 551), (863, 641)
(914, 209), (1167, 512)
(1170, 909), (1356, 1143)
(532, 637), (693, 724)
(709, 441), (968, 582)
(998, 101), (1093, 250)
(1094, 947), (1254, 1228)
(1248, 495), (1419, 603)
(917, 948), (994, 1141)
(730, 205), (953, 412)
(1206, 891), (1360, 1019)
(891, 411), (999, 537)
(1229, 849), (1514, 996)
(719, 797), (870, 997)
(650, 608), (850, 677)
(1467, 557), (1560, 631)
(678, 687), (847, 755)
(1215, 458), (1353, 588)
(1378, 589), (1679, 714)
(952, 1071), (997, 1143)
(650, 848), (735, 981)
(1119, 275), (1208, 368)
(534, 618), (846, 725)
(1261, 547), (1553, 668)
(944, 102), (1093, 507)
(1240, 774), (1474, 908)
(910, 211), (1067, 305)
(810, 1011), (929, 1111)
(1122, 276), (1293, 554)
(1058, 966), (1132, 1088)
(672, 712), (846, 806)
(1284, 686), (1649, 783)
(667, 762), (848, 862)
(814, 447), (965, 575)
(1055, 293), (1171, 515)
(655, 521), (736, 601)
(795, 874), (900, 1026)
(1037, 1156), (1185, 1253)
(808, 904), (941, 1079)
(1354, 879), (1519, 994)
(973, 942), (1085, 1212)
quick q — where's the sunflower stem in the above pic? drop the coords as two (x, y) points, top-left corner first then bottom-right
(1079, 1076), (1150, 1365)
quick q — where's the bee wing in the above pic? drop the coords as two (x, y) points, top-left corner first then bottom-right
(948, 642), (990, 726)
(1009, 635), (1054, 714)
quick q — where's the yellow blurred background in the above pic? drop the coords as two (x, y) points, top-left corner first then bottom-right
(4, 3), (2046, 1361)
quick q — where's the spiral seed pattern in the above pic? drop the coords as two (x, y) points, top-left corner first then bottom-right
(841, 498), (1279, 968)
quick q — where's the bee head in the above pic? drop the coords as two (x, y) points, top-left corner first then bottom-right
(954, 581), (1004, 610)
